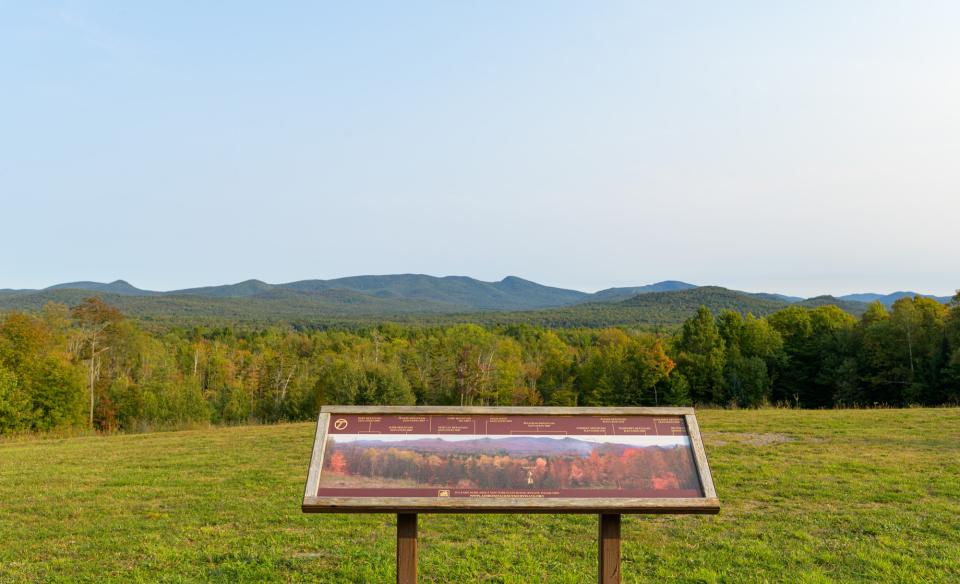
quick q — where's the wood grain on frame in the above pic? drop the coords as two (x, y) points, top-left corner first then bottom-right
(684, 413), (718, 499)
(303, 495), (721, 514)
(302, 412), (330, 501)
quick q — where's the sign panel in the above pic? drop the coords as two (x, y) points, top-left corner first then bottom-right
(302, 407), (719, 513)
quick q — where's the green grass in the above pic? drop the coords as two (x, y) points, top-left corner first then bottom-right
(1, 409), (958, 583)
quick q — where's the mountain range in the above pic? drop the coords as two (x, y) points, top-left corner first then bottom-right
(2, 275), (586, 309)
(0, 275), (953, 327)
(335, 436), (668, 457)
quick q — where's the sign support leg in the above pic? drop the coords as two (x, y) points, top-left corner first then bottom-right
(397, 513), (418, 584)
(598, 513), (621, 584)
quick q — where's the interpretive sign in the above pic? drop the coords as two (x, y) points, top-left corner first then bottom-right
(302, 406), (718, 513)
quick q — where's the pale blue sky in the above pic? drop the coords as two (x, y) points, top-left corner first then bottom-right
(2, 1), (958, 296)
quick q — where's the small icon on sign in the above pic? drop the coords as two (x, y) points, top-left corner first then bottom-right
(333, 418), (348, 430)
(437, 489), (450, 497)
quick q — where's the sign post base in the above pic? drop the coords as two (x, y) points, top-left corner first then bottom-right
(397, 513), (417, 584)
(598, 513), (621, 584)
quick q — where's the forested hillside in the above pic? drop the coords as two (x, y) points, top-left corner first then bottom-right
(0, 287), (462, 322)
(491, 287), (870, 329)
(1, 293), (957, 434)
(839, 291), (953, 306)
(15, 275), (952, 329)
(0, 275), (590, 312)
(588, 280), (697, 302)
(0, 283), (876, 329)
(792, 295), (872, 314)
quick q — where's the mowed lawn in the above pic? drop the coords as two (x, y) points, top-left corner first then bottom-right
(1, 409), (958, 583)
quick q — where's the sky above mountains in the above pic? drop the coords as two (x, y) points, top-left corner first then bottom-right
(2, 2), (958, 297)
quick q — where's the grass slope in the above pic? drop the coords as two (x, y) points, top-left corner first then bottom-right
(1, 409), (957, 582)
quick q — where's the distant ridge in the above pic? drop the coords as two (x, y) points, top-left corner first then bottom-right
(45, 280), (158, 296)
(589, 280), (697, 302)
(1, 275), (591, 313)
(0, 275), (952, 326)
(838, 291), (953, 307)
(167, 274), (589, 310)
(278, 274), (588, 309)
(173, 279), (274, 298)
(341, 436), (669, 456)
(614, 286), (799, 316)
(747, 292), (805, 303)
(794, 295), (871, 314)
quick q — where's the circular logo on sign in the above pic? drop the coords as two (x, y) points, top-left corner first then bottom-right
(333, 418), (348, 430)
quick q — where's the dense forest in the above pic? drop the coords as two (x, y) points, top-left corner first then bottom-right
(1, 293), (958, 434)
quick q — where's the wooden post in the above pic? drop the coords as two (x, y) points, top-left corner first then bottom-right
(598, 513), (621, 584)
(397, 513), (418, 584)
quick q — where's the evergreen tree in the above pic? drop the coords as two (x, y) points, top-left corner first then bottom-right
(673, 306), (726, 403)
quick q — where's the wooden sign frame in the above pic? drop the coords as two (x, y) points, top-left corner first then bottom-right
(302, 406), (719, 514)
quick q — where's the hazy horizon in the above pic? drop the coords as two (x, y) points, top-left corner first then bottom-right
(3, 273), (958, 299)
(2, 273), (957, 299)
(3, 2), (958, 297)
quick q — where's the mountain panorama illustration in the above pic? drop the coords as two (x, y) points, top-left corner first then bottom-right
(319, 434), (701, 492)
(332, 434), (688, 456)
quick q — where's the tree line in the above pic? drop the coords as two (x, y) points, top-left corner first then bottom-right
(1, 294), (958, 433)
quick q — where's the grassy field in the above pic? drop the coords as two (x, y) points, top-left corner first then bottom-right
(1, 409), (958, 583)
